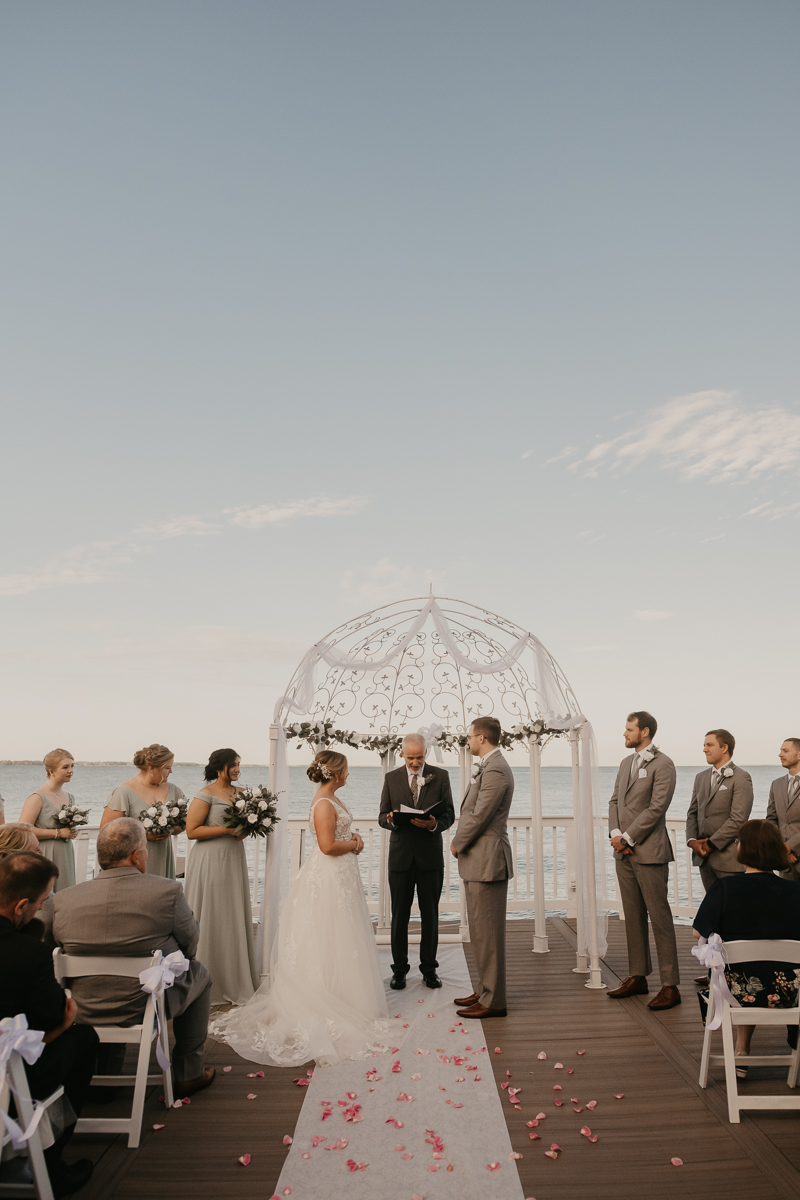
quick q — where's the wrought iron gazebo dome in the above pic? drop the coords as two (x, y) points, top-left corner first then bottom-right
(275, 594), (583, 737)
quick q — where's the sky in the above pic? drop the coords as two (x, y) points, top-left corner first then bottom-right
(1, 0), (798, 768)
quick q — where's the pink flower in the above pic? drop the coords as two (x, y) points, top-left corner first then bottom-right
(237, 1154), (250, 1166)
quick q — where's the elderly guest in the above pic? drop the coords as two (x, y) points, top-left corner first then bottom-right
(52, 818), (214, 1098)
(101, 744), (187, 879)
(693, 819), (800, 1075)
(0, 822), (41, 860)
(0, 852), (97, 1197)
(19, 749), (79, 891)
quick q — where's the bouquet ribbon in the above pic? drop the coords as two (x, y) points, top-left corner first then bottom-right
(0, 1014), (52, 1149)
(692, 933), (740, 1030)
(139, 952), (190, 1071)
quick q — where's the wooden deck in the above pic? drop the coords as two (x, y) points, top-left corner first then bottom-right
(65, 918), (800, 1200)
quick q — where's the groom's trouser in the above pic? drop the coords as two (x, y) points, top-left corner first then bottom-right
(389, 866), (443, 977)
(464, 879), (508, 1010)
(615, 858), (679, 986)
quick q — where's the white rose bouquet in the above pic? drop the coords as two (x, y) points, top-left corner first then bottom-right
(52, 803), (91, 831)
(222, 785), (280, 839)
(138, 797), (189, 837)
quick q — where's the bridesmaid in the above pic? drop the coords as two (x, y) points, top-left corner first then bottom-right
(184, 748), (260, 1006)
(101, 744), (187, 879)
(19, 749), (78, 891)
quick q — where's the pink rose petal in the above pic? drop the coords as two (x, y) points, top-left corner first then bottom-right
(282, 1189), (292, 1196)
(554, 1062), (564, 1069)
(403, 1153), (414, 1160)
(394, 1145), (405, 1151)
(671, 1158), (683, 1166)
(586, 1101), (597, 1110)
(301, 1152), (311, 1159)
(392, 1061), (402, 1073)
(615, 1093), (625, 1099)
(494, 1047), (502, 1055)
(427, 1165), (439, 1173)
(282, 1135), (292, 1144)
(545, 1151), (558, 1160)
(526, 1120), (539, 1128)
(580, 1126), (592, 1137)
(550, 1143), (562, 1152)
(222, 1066), (232, 1073)
(589, 1135), (598, 1143)
(390, 1047), (399, 1053)
(181, 1097), (191, 1104)
(573, 1106), (583, 1113)
(537, 1051), (547, 1060)
(311, 1136), (327, 1148)
(553, 1085), (562, 1092)
(238, 1154), (251, 1166)
(247, 1094), (257, 1100)
(567, 1068), (574, 1074)
(535, 1112), (546, 1120)
(554, 1100), (563, 1106)
(487, 1162), (501, 1171)
(172, 1100), (182, 1108)
(529, 1132), (541, 1140)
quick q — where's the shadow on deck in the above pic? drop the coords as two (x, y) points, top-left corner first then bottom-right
(65, 918), (800, 1199)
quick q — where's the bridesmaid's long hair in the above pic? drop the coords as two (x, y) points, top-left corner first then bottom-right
(204, 748), (239, 782)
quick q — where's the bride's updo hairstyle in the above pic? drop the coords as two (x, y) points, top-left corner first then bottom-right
(133, 744), (174, 771)
(204, 748), (239, 782)
(307, 750), (347, 784)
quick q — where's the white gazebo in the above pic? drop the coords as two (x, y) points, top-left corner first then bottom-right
(262, 594), (608, 989)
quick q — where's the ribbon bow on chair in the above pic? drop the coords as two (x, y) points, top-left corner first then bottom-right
(416, 724), (445, 763)
(692, 933), (740, 1030)
(139, 951), (190, 1071)
(0, 1014), (53, 1150)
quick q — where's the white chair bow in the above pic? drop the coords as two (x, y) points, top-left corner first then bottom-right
(416, 724), (445, 763)
(0, 1014), (51, 1150)
(139, 951), (189, 1070)
(692, 933), (740, 1030)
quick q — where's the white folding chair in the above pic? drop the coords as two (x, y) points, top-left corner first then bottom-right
(698, 937), (800, 1123)
(52, 949), (173, 1148)
(0, 1046), (63, 1200)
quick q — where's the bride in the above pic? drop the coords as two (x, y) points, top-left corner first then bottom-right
(210, 750), (390, 1068)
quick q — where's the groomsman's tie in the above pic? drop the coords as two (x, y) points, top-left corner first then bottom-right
(411, 774), (420, 807)
(629, 753), (641, 783)
(789, 776), (800, 804)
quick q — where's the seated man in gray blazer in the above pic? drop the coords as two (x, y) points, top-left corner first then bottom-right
(52, 818), (214, 1097)
(686, 728), (753, 893)
(766, 737), (800, 883)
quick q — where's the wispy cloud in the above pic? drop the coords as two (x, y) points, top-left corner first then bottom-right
(743, 500), (800, 521)
(543, 445), (578, 465)
(559, 391), (800, 483)
(633, 610), (675, 622)
(341, 559), (444, 610)
(136, 515), (220, 538)
(0, 541), (140, 599)
(227, 495), (368, 528)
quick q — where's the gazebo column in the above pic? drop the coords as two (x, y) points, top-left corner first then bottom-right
(529, 735), (549, 953)
(579, 725), (605, 990)
(377, 748), (394, 940)
(571, 729), (589, 975)
(457, 744), (471, 942)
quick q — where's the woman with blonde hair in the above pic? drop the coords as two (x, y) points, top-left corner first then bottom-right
(19, 750), (78, 890)
(211, 749), (389, 1067)
(100, 744), (187, 878)
(0, 822), (41, 859)
(184, 749), (260, 1006)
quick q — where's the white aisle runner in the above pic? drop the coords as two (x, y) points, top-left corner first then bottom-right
(273, 945), (525, 1200)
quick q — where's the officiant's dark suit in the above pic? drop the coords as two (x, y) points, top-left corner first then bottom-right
(378, 753), (454, 984)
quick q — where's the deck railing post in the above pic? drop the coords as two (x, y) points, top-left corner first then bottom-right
(579, 724), (605, 990)
(529, 735), (549, 953)
(570, 729), (589, 975)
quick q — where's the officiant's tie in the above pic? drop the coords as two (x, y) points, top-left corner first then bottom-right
(411, 774), (420, 807)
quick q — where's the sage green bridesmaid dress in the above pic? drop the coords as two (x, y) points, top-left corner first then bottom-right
(183, 793), (260, 1006)
(33, 791), (76, 891)
(105, 783), (187, 879)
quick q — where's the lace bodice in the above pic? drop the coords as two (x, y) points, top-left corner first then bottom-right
(308, 795), (352, 844)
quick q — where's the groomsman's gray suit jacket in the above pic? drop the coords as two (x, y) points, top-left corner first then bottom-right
(685, 764), (753, 872)
(52, 866), (210, 1026)
(766, 776), (800, 855)
(608, 749), (677, 864)
(451, 751), (514, 881)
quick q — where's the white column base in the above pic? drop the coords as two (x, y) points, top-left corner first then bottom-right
(585, 966), (607, 990)
(532, 935), (550, 953)
(573, 951), (589, 974)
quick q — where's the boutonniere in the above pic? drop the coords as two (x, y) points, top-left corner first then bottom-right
(418, 774), (431, 787)
(471, 763), (484, 780)
(722, 765), (735, 778)
(639, 745), (659, 764)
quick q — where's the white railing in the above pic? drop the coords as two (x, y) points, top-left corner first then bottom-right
(73, 814), (704, 930)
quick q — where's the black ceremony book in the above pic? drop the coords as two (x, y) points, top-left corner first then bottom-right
(391, 799), (448, 827)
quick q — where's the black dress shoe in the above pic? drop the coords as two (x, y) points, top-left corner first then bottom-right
(423, 973), (442, 988)
(390, 973), (406, 990)
(50, 1158), (94, 1199)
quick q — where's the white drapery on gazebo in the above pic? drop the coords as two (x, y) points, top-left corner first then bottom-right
(262, 595), (609, 989)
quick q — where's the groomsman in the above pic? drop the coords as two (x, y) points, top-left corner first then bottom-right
(686, 729), (753, 893)
(450, 716), (514, 1019)
(379, 734), (455, 989)
(766, 738), (800, 883)
(608, 711), (681, 1010)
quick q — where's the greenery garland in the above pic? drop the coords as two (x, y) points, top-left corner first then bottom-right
(284, 719), (567, 755)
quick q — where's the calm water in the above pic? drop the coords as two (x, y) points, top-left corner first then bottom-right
(0, 762), (782, 825)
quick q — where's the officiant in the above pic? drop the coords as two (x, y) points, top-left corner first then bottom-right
(378, 733), (455, 989)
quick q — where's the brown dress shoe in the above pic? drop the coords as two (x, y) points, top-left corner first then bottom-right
(174, 1067), (216, 1098)
(456, 1002), (507, 1019)
(607, 975), (649, 998)
(454, 992), (479, 1007)
(647, 986), (681, 1010)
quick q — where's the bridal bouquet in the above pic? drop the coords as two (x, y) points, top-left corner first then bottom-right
(52, 802), (91, 831)
(223, 786), (281, 839)
(138, 797), (189, 836)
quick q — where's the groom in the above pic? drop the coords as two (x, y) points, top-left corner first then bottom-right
(450, 716), (514, 1019)
(379, 733), (455, 989)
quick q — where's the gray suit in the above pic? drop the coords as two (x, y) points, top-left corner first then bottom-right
(686, 763), (753, 891)
(451, 750), (514, 1010)
(52, 866), (212, 1081)
(608, 748), (679, 986)
(766, 775), (800, 883)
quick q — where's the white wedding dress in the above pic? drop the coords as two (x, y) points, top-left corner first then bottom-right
(210, 795), (390, 1068)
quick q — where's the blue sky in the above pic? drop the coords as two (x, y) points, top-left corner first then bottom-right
(1, 1), (798, 767)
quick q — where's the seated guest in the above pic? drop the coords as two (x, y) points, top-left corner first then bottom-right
(52, 818), (215, 1097)
(693, 819), (800, 1075)
(0, 853), (97, 1198)
(0, 822), (41, 859)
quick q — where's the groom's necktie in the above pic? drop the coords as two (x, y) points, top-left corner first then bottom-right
(789, 776), (800, 805)
(410, 774), (420, 807)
